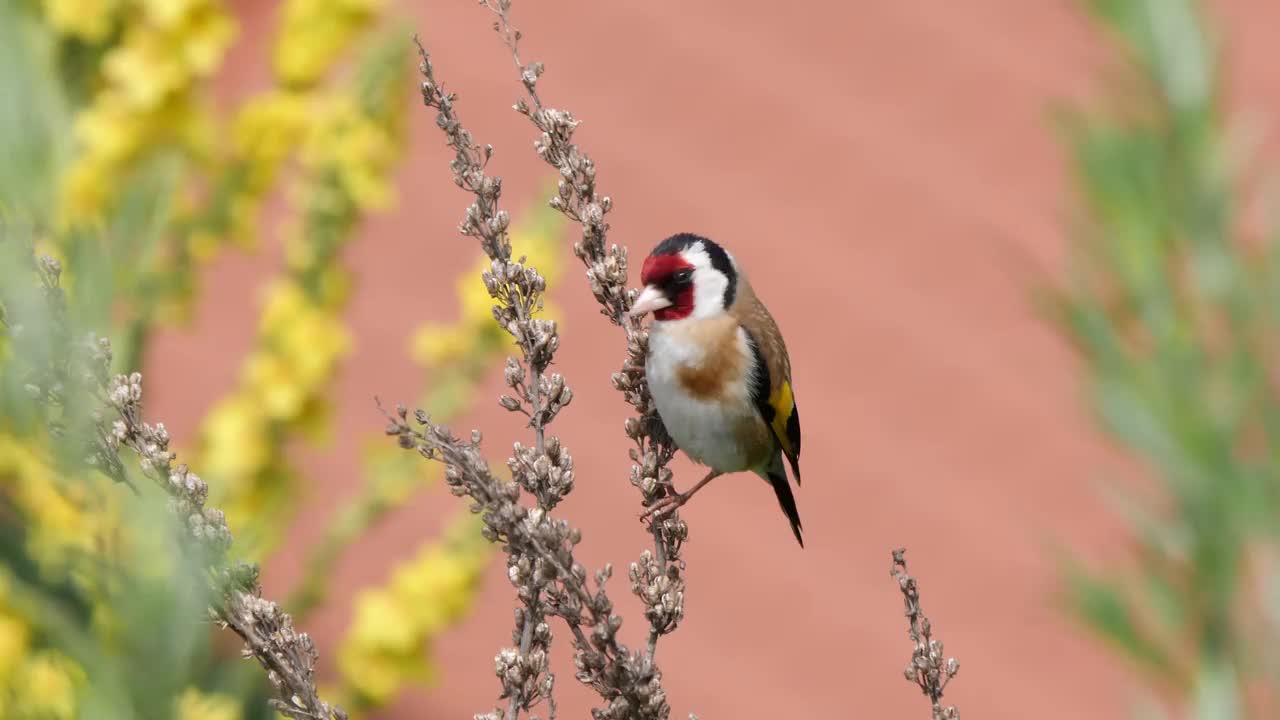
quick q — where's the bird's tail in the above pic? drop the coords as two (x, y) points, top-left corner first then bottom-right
(763, 458), (803, 547)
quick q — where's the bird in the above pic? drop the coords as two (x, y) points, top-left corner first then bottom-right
(629, 232), (804, 546)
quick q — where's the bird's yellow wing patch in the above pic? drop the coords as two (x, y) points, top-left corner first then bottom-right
(769, 381), (796, 457)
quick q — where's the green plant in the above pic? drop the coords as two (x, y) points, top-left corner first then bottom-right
(1058, 0), (1280, 716)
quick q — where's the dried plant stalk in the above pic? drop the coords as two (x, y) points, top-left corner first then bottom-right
(19, 256), (346, 720)
(479, 0), (686, 665)
(891, 549), (960, 720)
(400, 32), (674, 719)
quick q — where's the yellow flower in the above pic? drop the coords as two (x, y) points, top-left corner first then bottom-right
(315, 265), (352, 307)
(347, 589), (415, 654)
(259, 281), (306, 333)
(57, 0), (236, 225)
(292, 397), (333, 444)
(0, 610), (30, 679)
(178, 6), (237, 75)
(458, 266), (498, 326)
(390, 548), (482, 634)
(244, 353), (305, 420)
(411, 325), (473, 367)
(174, 687), (242, 720)
(0, 438), (94, 567)
(273, 0), (383, 87)
(171, 100), (219, 162)
(233, 91), (311, 180)
(199, 396), (270, 481)
(338, 650), (422, 706)
(13, 652), (84, 720)
(299, 96), (399, 211)
(41, 0), (119, 42)
(188, 228), (222, 263)
(331, 118), (395, 210)
(337, 516), (487, 707)
(74, 98), (144, 164)
(138, 0), (203, 28)
(104, 33), (184, 110)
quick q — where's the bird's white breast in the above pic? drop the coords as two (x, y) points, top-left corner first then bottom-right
(646, 320), (764, 473)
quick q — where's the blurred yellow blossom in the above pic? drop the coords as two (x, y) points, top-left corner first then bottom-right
(199, 396), (270, 482)
(337, 515), (489, 707)
(273, 0), (384, 87)
(59, 0), (236, 225)
(174, 687), (242, 720)
(10, 651), (84, 720)
(0, 436), (117, 571)
(301, 96), (399, 212)
(41, 0), (119, 42)
(0, 611), (30, 680)
(195, 35), (408, 548)
(232, 90), (312, 194)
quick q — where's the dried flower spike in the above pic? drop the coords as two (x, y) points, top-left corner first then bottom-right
(891, 549), (960, 720)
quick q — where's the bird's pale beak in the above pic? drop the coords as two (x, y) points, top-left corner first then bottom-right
(629, 285), (671, 317)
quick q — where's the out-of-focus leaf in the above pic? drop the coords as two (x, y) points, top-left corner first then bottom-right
(1063, 563), (1175, 676)
(0, 2), (70, 217)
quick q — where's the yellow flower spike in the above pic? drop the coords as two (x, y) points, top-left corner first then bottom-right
(336, 513), (487, 709)
(55, 0), (238, 226)
(174, 687), (243, 720)
(41, 0), (120, 42)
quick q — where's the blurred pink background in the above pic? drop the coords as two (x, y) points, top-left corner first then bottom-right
(146, 1), (1280, 717)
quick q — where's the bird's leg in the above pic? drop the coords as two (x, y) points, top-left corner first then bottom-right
(641, 469), (723, 520)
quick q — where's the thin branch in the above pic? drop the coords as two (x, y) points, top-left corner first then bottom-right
(891, 549), (960, 720)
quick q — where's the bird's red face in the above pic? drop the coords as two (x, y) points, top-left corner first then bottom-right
(635, 253), (696, 321)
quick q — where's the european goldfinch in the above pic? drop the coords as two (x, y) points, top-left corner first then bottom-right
(630, 233), (804, 546)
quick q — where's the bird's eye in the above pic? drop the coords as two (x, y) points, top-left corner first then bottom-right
(672, 269), (694, 284)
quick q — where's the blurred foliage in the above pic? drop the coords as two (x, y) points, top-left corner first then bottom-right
(1058, 0), (1280, 716)
(0, 0), (567, 718)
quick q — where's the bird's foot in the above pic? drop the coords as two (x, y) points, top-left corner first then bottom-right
(640, 491), (689, 521)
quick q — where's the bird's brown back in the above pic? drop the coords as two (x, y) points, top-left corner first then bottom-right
(729, 279), (791, 394)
